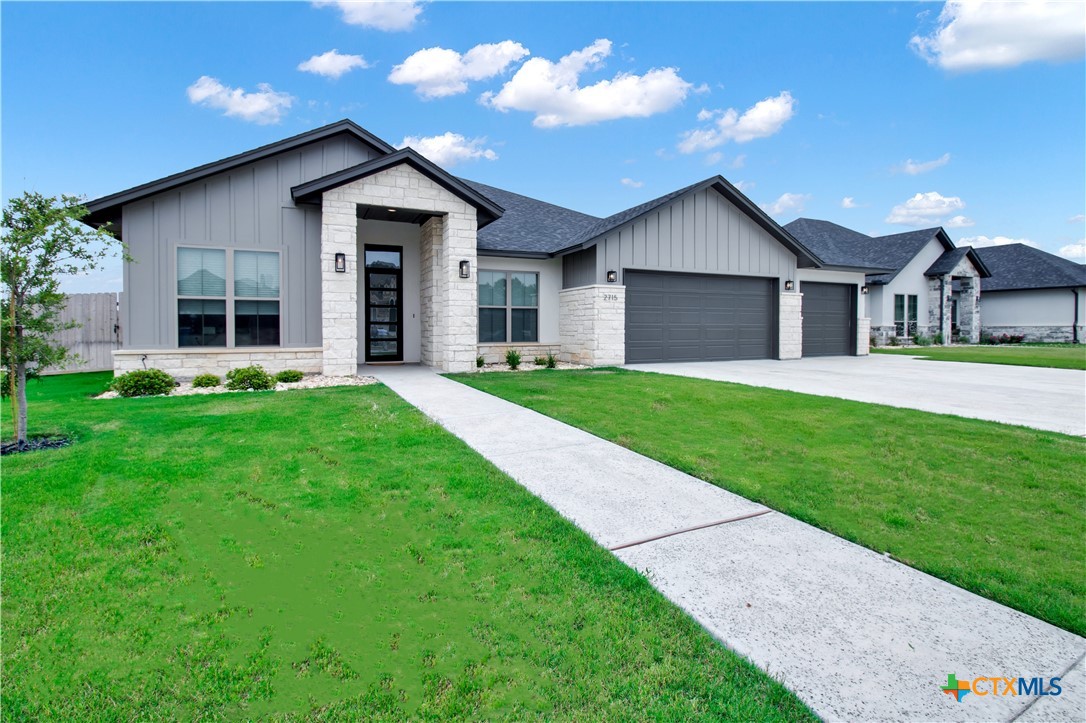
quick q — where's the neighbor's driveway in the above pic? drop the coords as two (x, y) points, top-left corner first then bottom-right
(627, 355), (1086, 436)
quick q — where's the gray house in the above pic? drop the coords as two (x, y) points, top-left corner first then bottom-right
(972, 244), (1086, 343)
(786, 219), (991, 344)
(85, 120), (875, 378)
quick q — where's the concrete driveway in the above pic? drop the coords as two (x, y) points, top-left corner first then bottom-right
(627, 355), (1086, 436)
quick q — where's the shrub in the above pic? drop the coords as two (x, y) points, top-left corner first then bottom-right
(913, 334), (932, 347)
(505, 349), (521, 370)
(545, 353), (558, 369)
(192, 373), (220, 388)
(275, 369), (304, 383)
(933, 332), (944, 345)
(958, 335), (969, 344)
(225, 365), (274, 391)
(888, 336), (900, 347)
(111, 369), (175, 397)
(533, 356), (547, 366)
(476, 355), (485, 368)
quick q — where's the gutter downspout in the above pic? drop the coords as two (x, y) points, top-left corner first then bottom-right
(1073, 289), (1080, 344)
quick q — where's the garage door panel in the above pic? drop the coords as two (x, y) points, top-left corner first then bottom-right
(625, 271), (775, 363)
(801, 282), (853, 357)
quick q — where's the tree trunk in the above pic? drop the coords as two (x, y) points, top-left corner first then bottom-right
(15, 361), (27, 445)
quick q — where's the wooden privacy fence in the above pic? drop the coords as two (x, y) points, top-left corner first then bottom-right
(41, 292), (122, 374)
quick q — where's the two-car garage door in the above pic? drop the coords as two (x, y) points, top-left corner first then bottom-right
(625, 271), (776, 363)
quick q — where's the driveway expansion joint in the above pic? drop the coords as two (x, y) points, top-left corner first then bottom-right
(609, 508), (774, 551)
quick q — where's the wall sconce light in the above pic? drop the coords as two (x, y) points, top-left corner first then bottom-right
(459, 260), (471, 279)
(606, 270), (618, 283)
(334, 253), (346, 273)
(784, 279), (795, 291)
(861, 285), (870, 295)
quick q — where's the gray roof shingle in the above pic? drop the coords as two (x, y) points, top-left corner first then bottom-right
(973, 244), (1086, 291)
(785, 219), (948, 283)
(460, 179), (600, 255)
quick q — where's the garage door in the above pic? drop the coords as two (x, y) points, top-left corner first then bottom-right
(801, 282), (855, 357)
(625, 271), (776, 363)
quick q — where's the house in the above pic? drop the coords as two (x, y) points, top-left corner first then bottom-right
(84, 119), (877, 378)
(972, 244), (1086, 343)
(785, 219), (990, 344)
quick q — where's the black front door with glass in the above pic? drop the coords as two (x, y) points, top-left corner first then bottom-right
(364, 245), (403, 362)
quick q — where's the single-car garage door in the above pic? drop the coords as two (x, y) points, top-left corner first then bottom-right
(625, 271), (776, 363)
(801, 282), (855, 357)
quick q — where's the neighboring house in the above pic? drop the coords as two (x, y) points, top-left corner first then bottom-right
(972, 244), (1086, 343)
(84, 119), (876, 378)
(786, 219), (990, 344)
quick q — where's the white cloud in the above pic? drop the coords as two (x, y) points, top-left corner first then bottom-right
(313, 1), (423, 31)
(897, 152), (951, 175)
(885, 191), (973, 227)
(1069, 214), (1086, 223)
(397, 132), (497, 166)
(945, 215), (975, 228)
(620, 177), (644, 188)
(186, 76), (293, 124)
(696, 108), (715, 122)
(678, 91), (795, 153)
(734, 180), (755, 193)
(1057, 240), (1086, 260)
(481, 39), (692, 128)
(841, 197), (859, 209)
(959, 235), (1039, 249)
(910, 1), (1086, 72)
(389, 41), (529, 98)
(760, 192), (810, 217)
(298, 49), (370, 79)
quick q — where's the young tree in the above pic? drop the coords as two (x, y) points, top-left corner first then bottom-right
(2, 192), (123, 446)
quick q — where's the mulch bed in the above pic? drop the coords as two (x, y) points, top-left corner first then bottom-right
(1, 435), (72, 456)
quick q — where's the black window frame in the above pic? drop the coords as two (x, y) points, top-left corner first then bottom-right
(477, 270), (539, 343)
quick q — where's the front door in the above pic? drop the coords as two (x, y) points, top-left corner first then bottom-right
(364, 245), (403, 362)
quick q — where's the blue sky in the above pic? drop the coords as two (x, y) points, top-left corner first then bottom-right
(2, 1), (1084, 292)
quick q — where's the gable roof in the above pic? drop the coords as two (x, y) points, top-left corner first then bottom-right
(84, 119), (396, 228)
(783, 218), (891, 271)
(563, 176), (823, 267)
(924, 246), (991, 278)
(291, 148), (504, 229)
(459, 179), (601, 256)
(973, 244), (1086, 291)
(856, 228), (951, 284)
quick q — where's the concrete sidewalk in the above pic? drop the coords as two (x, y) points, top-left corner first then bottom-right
(369, 365), (1085, 722)
(627, 355), (1086, 436)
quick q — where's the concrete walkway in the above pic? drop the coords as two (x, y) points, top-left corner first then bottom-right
(369, 365), (1085, 722)
(627, 355), (1086, 436)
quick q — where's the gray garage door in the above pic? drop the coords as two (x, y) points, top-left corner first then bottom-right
(625, 271), (776, 363)
(801, 282), (854, 357)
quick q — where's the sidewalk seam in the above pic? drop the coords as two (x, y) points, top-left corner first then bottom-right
(1007, 650), (1086, 722)
(609, 508), (773, 551)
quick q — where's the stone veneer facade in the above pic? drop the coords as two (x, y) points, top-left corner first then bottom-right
(778, 292), (803, 360)
(113, 348), (323, 379)
(559, 285), (626, 366)
(320, 164), (479, 374)
(926, 255), (981, 344)
(856, 317), (871, 356)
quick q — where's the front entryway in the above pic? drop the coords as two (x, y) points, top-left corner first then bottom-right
(364, 245), (403, 362)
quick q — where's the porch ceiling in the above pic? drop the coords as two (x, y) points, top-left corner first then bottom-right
(357, 204), (439, 225)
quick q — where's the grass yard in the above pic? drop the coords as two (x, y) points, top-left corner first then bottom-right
(454, 368), (1086, 637)
(873, 343), (1086, 370)
(1, 373), (814, 721)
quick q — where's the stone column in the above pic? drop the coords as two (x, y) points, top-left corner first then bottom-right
(959, 276), (980, 343)
(856, 317), (871, 356)
(779, 292), (802, 359)
(559, 285), (625, 366)
(419, 216), (442, 368)
(441, 210), (479, 373)
(320, 192), (358, 376)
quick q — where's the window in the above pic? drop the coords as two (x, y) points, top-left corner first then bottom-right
(894, 294), (918, 337)
(478, 270), (538, 343)
(177, 247), (280, 347)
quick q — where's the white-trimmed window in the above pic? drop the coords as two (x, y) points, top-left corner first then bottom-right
(478, 270), (538, 343)
(894, 293), (918, 337)
(177, 247), (280, 347)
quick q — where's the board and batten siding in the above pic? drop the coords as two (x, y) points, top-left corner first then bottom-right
(561, 246), (597, 289)
(590, 188), (798, 285)
(121, 135), (379, 349)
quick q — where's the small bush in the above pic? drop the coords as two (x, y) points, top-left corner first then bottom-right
(888, 336), (900, 347)
(192, 373), (220, 388)
(225, 365), (274, 391)
(275, 369), (304, 383)
(958, 335), (969, 344)
(111, 369), (175, 397)
(933, 332), (944, 345)
(545, 353), (558, 369)
(476, 355), (485, 368)
(533, 356), (547, 366)
(913, 334), (932, 347)
(505, 349), (521, 370)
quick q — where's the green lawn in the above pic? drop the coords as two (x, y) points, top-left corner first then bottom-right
(1, 373), (813, 721)
(873, 343), (1086, 370)
(454, 368), (1086, 637)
